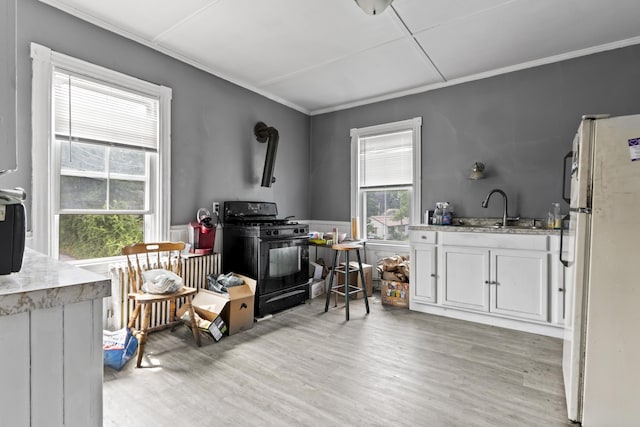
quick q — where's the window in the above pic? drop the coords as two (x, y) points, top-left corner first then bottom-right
(350, 118), (421, 243)
(31, 43), (172, 262)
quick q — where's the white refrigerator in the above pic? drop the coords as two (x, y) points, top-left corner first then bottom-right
(561, 114), (640, 426)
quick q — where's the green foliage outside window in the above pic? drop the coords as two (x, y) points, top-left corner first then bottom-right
(59, 214), (144, 260)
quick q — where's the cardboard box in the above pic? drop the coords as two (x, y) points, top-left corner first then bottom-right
(184, 273), (257, 336)
(309, 261), (324, 280)
(381, 280), (409, 308)
(328, 262), (373, 300)
(309, 279), (326, 299)
(176, 294), (227, 341)
(222, 274), (256, 335)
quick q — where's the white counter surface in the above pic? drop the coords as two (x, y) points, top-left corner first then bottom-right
(0, 248), (110, 316)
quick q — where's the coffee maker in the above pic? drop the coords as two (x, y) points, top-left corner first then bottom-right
(188, 208), (215, 255)
(0, 188), (26, 275)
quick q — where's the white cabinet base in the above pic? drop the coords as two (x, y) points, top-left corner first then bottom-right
(410, 301), (563, 338)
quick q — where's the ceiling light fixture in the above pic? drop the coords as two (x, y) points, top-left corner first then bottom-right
(354, 0), (394, 15)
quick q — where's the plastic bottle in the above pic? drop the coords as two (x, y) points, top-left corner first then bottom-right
(442, 202), (453, 225)
(553, 203), (561, 229)
(433, 203), (443, 225)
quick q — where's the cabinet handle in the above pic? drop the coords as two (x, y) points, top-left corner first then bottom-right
(484, 280), (490, 284)
(421, 235), (427, 239)
(558, 288), (564, 292)
(430, 273), (436, 277)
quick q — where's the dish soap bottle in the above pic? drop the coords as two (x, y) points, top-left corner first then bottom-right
(553, 203), (561, 229)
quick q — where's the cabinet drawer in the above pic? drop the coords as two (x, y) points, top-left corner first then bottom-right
(410, 230), (437, 244)
(440, 232), (548, 251)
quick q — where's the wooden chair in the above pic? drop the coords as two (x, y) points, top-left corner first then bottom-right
(122, 242), (201, 368)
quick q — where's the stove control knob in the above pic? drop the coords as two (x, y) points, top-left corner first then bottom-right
(265, 230), (272, 236)
(273, 230), (279, 235)
(293, 228), (299, 233)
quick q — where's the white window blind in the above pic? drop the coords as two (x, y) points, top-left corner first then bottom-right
(54, 71), (159, 151)
(359, 130), (413, 188)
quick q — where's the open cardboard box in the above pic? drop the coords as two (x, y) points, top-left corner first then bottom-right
(176, 293), (227, 341)
(178, 273), (256, 336)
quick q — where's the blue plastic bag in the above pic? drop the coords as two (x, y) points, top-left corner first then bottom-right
(103, 328), (138, 370)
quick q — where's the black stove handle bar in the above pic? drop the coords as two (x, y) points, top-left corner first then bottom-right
(260, 236), (309, 242)
(263, 288), (308, 305)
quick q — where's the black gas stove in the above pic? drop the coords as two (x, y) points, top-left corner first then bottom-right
(222, 201), (309, 317)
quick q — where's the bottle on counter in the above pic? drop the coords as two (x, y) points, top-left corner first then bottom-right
(553, 203), (562, 229)
(442, 202), (453, 225)
(433, 203), (444, 225)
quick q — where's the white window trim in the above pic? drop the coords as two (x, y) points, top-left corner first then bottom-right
(350, 117), (422, 246)
(30, 42), (172, 266)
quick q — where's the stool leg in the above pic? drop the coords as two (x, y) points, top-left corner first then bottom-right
(324, 249), (339, 312)
(356, 249), (370, 314)
(344, 250), (351, 321)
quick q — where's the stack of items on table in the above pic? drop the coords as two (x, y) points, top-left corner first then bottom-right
(377, 255), (410, 307)
(177, 272), (256, 342)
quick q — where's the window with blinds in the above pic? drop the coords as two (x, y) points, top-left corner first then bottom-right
(52, 71), (159, 260)
(54, 71), (158, 215)
(351, 118), (421, 243)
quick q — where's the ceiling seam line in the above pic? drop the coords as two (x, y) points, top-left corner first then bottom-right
(389, 5), (446, 82)
(255, 36), (407, 88)
(151, 0), (224, 44)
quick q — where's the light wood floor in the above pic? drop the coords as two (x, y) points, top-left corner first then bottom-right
(103, 292), (573, 427)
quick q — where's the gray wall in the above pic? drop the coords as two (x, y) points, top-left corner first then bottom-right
(3, 0), (311, 227)
(310, 44), (640, 222)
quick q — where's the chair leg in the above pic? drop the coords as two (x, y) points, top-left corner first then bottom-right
(324, 249), (339, 312)
(135, 303), (151, 368)
(185, 296), (201, 347)
(356, 249), (370, 314)
(128, 303), (141, 331)
(169, 299), (177, 331)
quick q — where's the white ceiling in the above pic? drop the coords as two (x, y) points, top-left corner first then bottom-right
(40, 0), (640, 115)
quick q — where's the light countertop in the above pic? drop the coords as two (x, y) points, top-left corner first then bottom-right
(0, 248), (110, 316)
(409, 217), (561, 236)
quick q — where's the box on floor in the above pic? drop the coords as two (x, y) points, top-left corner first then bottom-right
(180, 273), (257, 336)
(381, 280), (409, 308)
(176, 292), (227, 341)
(325, 262), (373, 300)
(309, 279), (326, 299)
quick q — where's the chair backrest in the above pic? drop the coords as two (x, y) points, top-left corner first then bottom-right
(122, 242), (186, 293)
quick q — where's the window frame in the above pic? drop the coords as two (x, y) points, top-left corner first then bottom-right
(350, 117), (422, 245)
(30, 42), (172, 265)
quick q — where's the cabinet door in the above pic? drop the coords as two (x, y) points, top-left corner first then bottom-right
(441, 246), (489, 311)
(490, 250), (549, 321)
(410, 244), (436, 304)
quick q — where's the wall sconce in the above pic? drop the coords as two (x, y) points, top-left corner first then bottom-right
(469, 162), (485, 180)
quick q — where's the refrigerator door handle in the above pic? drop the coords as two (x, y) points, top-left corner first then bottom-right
(562, 151), (573, 204)
(559, 213), (570, 267)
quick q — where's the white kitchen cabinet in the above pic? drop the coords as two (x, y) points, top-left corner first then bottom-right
(0, 249), (110, 427)
(409, 230), (437, 305)
(409, 227), (563, 338)
(490, 249), (548, 321)
(441, 246), (489, 311)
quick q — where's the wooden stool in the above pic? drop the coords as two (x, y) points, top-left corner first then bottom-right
(324, 242), (370, 320)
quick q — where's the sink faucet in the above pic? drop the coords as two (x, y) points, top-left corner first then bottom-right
(481, 189), (510, 227)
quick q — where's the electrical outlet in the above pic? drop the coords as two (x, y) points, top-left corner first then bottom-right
(213, 202), (220, 215)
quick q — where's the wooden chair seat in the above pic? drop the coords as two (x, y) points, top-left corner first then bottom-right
(122, 242), (201, 368)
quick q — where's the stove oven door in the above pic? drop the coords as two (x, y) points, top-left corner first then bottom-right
(259, 236), (309, 296)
